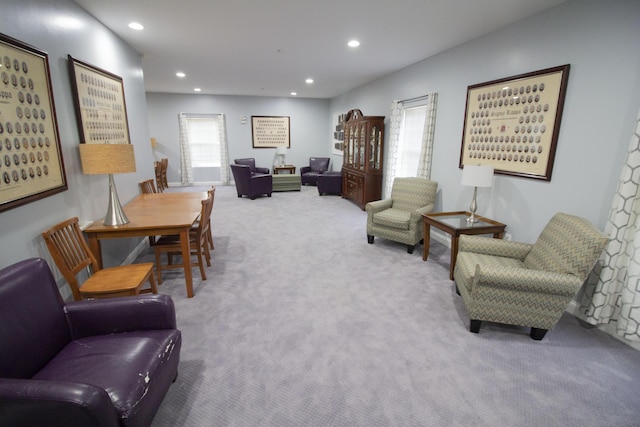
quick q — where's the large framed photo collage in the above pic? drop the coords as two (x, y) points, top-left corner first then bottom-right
(0, 32), (134, 214)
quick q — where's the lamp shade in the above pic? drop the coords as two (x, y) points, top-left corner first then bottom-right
(79, 143), (136, 175)
(276, 146), (288, 155)
(461, 165), (494, 188)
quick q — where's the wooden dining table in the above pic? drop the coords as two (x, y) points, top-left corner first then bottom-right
(84, 191), (207, 298)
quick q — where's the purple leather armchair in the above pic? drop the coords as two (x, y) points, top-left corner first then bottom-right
(230, 164), (272, 199)
(300, 157), (330, 186)
(233, 158), (270, 176)
(0, 258), (181, 427)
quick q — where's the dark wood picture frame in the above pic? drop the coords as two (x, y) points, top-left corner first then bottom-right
(459, 64), (570, 181)
(0, 33), (67, 213)
(251, 115), (290, 148)
(68, 55), (131, 146)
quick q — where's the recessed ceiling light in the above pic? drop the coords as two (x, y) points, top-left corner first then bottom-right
(347, 40), (360, 48)
(176, 72), (186, 78)
(290, 92), (297, 96)
(128, 22), (144, 30)
(305, 78), (314, 84)
(194, 88), (202, 92)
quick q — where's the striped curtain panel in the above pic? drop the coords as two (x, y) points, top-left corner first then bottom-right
(177, 112), (193, 186)
(384, 93), (438, 198)
(218, 114), (230, 185)
(416, 92), (438, 179)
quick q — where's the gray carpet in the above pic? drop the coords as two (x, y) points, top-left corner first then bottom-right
(139, 184), (640, 427)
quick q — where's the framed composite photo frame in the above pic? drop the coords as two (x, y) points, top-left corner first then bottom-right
(251, 115), (290, 148)
(68, 55), (131, 145)
(0, 33), (67, 213)
(459, 64), (570, 181)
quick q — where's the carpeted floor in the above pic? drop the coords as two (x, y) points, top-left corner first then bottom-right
(139, 184), (640, 427)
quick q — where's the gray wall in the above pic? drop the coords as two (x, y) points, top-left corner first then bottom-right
(330, 0), (640, 244)
(0, 0), (156, 289)
(146, 94), (331, 184)
(2, 0), (639, 291)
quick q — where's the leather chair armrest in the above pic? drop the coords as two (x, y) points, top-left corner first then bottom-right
(254, 167), (270, 175)
(459, 235), (532, 260)
(474, 266), (583, 296)
(64, 295), (177, 339)
(300, 166), (311, 175)
(0, 379), (119, 427)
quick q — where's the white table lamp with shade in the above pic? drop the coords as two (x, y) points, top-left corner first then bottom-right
(275, 146), (287, 166)
(461, 164), (494, 223)
(79, 143), (136, 226)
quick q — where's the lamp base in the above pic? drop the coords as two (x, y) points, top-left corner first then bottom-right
(466, 186), (479, 223)
(103, 174), (130, 226)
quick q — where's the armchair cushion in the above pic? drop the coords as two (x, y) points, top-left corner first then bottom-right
(0, 258), (181, 427)
(309, 157), (330, 173)
(372, 208), (411, 230)
(523, 213), (608, 278)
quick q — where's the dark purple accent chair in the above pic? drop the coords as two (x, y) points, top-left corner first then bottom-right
(300, 157), (330, 186)
(230, 164), (273, 199)
(0, 258), (181, 427)
(233, 158), (270, 176)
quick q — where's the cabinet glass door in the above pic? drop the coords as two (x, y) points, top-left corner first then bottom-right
(359, 124), (365, 170)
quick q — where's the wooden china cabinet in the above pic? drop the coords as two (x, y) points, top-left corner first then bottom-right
(341, 109), (385, 210)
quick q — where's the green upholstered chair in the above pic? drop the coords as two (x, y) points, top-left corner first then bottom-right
(453, 212), (608, 340)
(366, 177), (438, 254)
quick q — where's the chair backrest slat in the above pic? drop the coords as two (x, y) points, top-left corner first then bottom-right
(42, 217), (99, 301)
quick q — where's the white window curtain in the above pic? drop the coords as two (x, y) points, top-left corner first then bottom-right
(177, 113), (230, 186)
(384, 92), (438, 197)
(581, 109), (640, 343)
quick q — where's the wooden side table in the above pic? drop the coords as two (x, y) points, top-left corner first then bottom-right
(423, 211), (506, 280)
(273, 165), (296, 174)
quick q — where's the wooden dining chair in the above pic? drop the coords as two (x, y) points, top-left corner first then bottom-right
(193, 186), (216, 251)
(42, 217), (157, 301)
(154, 161), (165, 192)
(160, 158), (169, 190)
(154, 193), (213, 284)
(139, 179), (157, 194)
(206, 185), (215, 251)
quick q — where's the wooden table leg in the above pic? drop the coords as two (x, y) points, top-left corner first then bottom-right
(422, 222), (431, 261)
(179, 228), (194, 298)
(449, 235), (460, 280)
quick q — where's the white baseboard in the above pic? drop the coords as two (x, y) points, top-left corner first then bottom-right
(430, 229), (452, 247)
(121, 238), (150, 266)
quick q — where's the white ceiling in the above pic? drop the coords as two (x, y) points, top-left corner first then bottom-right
(72, 0), (567, 99)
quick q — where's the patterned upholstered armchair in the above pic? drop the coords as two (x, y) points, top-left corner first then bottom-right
(453, 212), (608, 340)
(366, 177), (438, 254)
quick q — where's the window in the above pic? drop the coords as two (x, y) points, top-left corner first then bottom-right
(396, 105), (427, 177)
(185, 116), (221, 167)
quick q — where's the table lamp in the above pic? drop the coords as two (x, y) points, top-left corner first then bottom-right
(79, 143), (136, 226)
(276, 146), (287, 166)
(461, 164), (494, 223)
